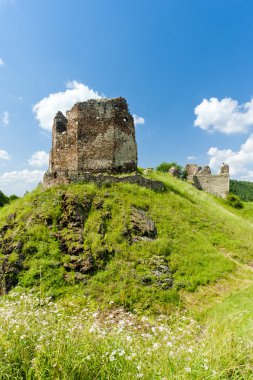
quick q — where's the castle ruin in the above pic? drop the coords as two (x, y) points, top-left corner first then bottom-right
(43, 97), (138, 185)
(186, 163), (229, 198)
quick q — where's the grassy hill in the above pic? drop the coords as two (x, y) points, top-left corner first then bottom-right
(1, 173), (253, 378)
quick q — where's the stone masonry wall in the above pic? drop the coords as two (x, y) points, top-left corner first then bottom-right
(186, 163), (230, 198)
(46, 97), (137, 183)
(192, 174), (229, 198)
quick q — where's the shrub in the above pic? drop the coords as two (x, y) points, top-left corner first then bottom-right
(9, 194), (19, 202)
(156, 162), (177, 173)
(226, 193), (243, 209)
(156, 162), (186, 179)
(0, 190), (9, 207)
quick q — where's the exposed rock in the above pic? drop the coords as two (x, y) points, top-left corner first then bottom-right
(0, 250), (25, 295)
(168, 166), (179, 177)
(140, 255), (173, 289)
(127, 207), (157, 242)
(63, 254), (95, 274)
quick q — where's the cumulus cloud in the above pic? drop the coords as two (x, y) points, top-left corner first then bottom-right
(194, 97), (253, 134)
(2, 111), (9, 126)
(0, 149), (10, 160)
(28, 151), (49, 167)
(33, 81), (103, 130)
(207, 133), (253, 179)
(0, 169), (44, 196)
(0, 58), (4, 66)
(133, 114), (145, 125)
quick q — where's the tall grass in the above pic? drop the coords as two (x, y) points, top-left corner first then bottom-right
(1, 291), (253, 379)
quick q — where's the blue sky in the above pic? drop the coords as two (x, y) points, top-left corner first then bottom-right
(2, 0), (253, 195)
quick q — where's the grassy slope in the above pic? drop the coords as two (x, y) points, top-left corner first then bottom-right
(1, 172), (253, 313)
(2, 174), (253, 378)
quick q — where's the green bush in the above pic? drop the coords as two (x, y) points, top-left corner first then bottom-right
(9, 194), (19, 202)
(156, 162), (186, 179)
(0, 190), (9, 207)
(226, 193), (243, 209)
(156, 161), (177, 173)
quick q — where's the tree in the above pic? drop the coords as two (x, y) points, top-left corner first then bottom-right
(9, 194), (19, 202)
(0, 190), (9, 207)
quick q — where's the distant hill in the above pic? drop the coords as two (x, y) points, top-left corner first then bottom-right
(230, 179), (253, 201)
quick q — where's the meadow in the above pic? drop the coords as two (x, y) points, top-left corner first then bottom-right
(1, 173), (253, 378)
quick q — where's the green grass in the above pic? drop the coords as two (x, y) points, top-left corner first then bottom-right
(1, 173), (253, 310)
(1, 173), (253, 377)
(1, 290), (253, 379)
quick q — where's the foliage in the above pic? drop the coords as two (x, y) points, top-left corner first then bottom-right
(0, 190), (19, 208)
(230, 179), (253, 202)
(226, 193), (243, 209)
(9, 194), (19, 202)
(156, 161), (186, 178)
(0, 190), (9, 207)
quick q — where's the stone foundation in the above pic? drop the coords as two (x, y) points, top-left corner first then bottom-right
(43, 172), (164, 192)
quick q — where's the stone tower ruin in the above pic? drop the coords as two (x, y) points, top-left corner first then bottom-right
(43, 97), (138, 186)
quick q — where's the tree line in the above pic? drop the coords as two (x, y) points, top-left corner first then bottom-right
(230, 180), (253, 202)
(0, 190), (18, 207)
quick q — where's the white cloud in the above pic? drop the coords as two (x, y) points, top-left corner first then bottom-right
(207, 133), (253, 179)
(28, 150), (49, 167)
(0, 58), (4, 66)
(0, 169), (44, 196)
(2, 111), (9, 126)
(33, 81), (103, 130)
(0, 149), (10, 160)
(187, 155), (196, 161)
(194, 97), (253, 134)
(133, 114), (145, 125)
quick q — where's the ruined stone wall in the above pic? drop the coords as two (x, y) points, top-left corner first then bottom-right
(46, 97), (138, 185)
(43, 172), (165, 192)
(50, 111), (78, 175)
(192, 174), (229, 199)
(185, 164), (198, 178)
(186, 163), (230, 198)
